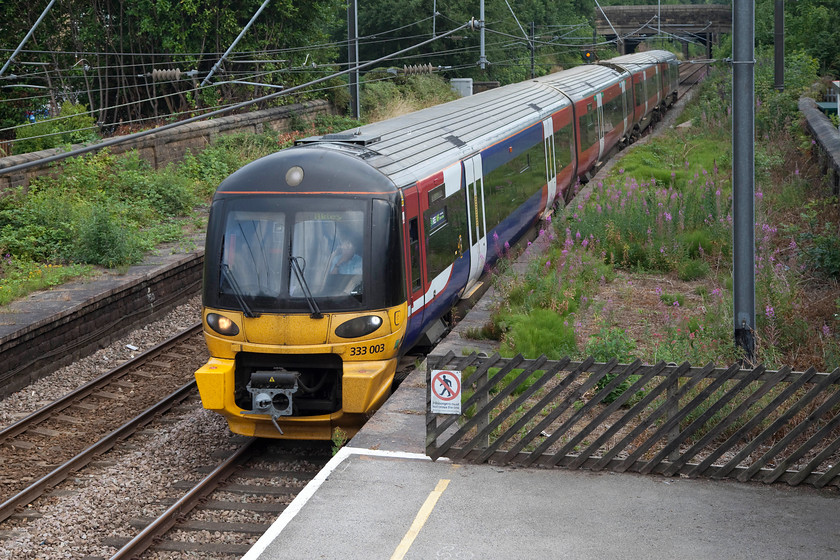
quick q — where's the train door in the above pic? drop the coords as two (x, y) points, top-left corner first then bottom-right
(620, 80), (629, 139)
(543, 117), (557, 215)
(402, 186), (425, 327)
(654, 66), (662, 106)
(596, 92), (606, 162)
(464, 154), (486, 290)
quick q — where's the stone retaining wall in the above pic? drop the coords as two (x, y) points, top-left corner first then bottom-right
(0, 99), (334, 194)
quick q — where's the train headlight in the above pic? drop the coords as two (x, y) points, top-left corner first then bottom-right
(285, 166), (304, 187)
(206, 313), (240, 336)
(335, 315), (383, 339)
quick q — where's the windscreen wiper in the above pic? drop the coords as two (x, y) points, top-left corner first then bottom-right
(290, 256), (323, 319)
(220, 263), (257, 318)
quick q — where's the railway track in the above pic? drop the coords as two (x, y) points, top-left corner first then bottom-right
(0, 325), (206, 523)
(107, 439), (331, 559)
(677, 61), (708, 99)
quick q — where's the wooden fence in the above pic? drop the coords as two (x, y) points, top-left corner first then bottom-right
(426, 352), (840, 488)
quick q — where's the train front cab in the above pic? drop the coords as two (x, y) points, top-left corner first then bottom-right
(194, 147), (408, 440)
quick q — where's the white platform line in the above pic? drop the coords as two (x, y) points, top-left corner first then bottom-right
(241, 446), (439, 560)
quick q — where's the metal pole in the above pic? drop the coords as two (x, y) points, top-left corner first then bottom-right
(732, 0), (756, 363)
(530, 22), (535, 79)
(774, 0), (784, 91)
(0, 0), (57, 77)
(479, 0), (487, 70)
(201, 0), (271, 87)
(348, 0), (360, 119)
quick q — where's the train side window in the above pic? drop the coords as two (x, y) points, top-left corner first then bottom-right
(634, 79), (644, 108)
(424, 191), (467, 281)
(409, 217), (422, 293)
(483, 140), (545, 232)
(578, 109), (599, 150)
(602, 93), (623, 131)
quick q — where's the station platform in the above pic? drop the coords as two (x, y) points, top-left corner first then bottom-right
(243, 375), (840, 560)
(242, 232), (840, 560)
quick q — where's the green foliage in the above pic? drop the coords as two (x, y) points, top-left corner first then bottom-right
(361, 72), (458, 121)
(585, 327), (639, 404)
(659, 292), (685, 308)
(0, 254), (90, 306)
(311, 114), (364, 135)
(677, 258), (709, 281)
(498, 308), (577, 360)
(331, 427), (348, 455)
(13, 102), (100, 154)
(73, 206), (144, 268)
(585, 327), (636, 363)
(180, 131), (281, 195)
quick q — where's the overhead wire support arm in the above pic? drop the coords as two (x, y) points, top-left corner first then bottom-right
(201, 0), (272, 87)
(0, 20), (475, 177)
(0, 0), (57, 77)
(592, 0), (624, 46)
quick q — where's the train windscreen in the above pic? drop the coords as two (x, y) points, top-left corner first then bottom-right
(210, 196), (371, 312)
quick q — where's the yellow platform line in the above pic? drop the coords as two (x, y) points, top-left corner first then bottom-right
(391, 478), (451, 560)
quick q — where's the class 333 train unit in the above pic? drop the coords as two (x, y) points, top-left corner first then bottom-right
(194, 50), (680, 440)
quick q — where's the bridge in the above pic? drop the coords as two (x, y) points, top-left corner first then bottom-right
(594, 5), (731, 58)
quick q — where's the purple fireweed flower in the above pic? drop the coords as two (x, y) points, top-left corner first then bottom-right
(673, 300), (680, 307)
(765, 305), (775, 319)
(504, 241), (510, 251)
(823, 325), (831, 337)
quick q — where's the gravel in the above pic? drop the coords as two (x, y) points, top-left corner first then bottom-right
(0, 295), (257, 559)
(0, 295), (203, 431)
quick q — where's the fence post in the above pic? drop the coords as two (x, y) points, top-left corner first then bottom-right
(476, 366), (490, 449)
(666, 366), (680, 463)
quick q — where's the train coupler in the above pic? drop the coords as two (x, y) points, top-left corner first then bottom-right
(242, 370), (299, 426)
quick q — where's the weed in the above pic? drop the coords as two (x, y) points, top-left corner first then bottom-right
(331, 427), (348, 455)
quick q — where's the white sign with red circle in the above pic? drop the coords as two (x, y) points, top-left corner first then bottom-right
(430, 369), (462, 414)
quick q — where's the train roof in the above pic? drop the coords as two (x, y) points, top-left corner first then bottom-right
(532, 63), (625, 102)
(293, 50), (675, 189)
(608, 50), (679, 72)
(297, 79), (568, 188)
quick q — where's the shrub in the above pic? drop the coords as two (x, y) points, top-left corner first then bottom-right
(585, 327), (639, 404)
(13, 101), (100, 154)
(73, 205), (144, 267)
(678, 258), (709, 281)
(499, 308), (577, 360)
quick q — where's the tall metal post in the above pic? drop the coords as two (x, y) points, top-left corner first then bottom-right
(732, 0), (756, 362)
(774, 0), (784, 91)
(348, 0), (360, 118)
(479, 0), (487, 70)
(530, 22), (535, 79)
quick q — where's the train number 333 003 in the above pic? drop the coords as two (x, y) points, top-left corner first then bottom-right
(349, 343), (387, 356)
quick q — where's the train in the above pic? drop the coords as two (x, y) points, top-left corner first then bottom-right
(194, 49), (680, 440)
